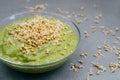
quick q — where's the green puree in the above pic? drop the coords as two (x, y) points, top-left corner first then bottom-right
(0, 16), (78, 64)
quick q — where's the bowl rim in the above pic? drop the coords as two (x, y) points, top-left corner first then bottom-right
(0, 11), (81, 66)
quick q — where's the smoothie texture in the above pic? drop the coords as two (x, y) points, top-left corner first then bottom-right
(0, 15), (78, 64)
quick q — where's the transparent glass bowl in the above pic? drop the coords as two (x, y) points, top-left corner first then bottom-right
(0, 11), (80, 73)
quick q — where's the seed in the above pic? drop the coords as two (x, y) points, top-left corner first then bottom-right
(57, 8), (62, 13)
(109, 30), (115, 36)
(94, 14), (102, 20)
(84, 31), (89, 38)
(45, 48), (50, 54)
(35, 4), (46, 10)
(80, 52), (88, 57)
(78, 60), (83, 64)
(94, 20), (99, 24)
(103, 43), (109, 52)
(117, 63), (120, 68)
(95, 16), (99, 20)
(8, 32), (13, 35)
(78, 65), (84, 69)
(98, 14), (102, 18)
(67, 15), (71, 18)
(84, 31), (88, 34)
(80, 6), (84, 10)
(110, 46), (117, 51)
(64, 46), (67, 50)
(60, 52), (64, 56)
(97, 46), (102, 49)
(23, 51), (27, 54)
(109, 62), (117, 73)
(115, 27), (119, 32)
(76, 19), (81, 24)
(96, 70), (101, 75)
(91, 26), (96, 33)
(26, 4), (46, 11)
(93, 50), (102, 57)
(92, 63), (106, 71)
(99, 26), (105, 30)
(89, 69), (93, 76)
(56, 42), (61, 46)
(71, 64), (80, 72)
(111, 67), (116, 73)
(116, 51), (120, 55)
(75, 18), (82, 24)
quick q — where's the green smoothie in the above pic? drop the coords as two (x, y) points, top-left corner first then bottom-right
(0, 15), (78, 64)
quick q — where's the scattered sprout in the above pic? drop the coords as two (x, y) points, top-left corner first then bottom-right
(92, 63), (106, 71)
(89, 69), (93, 76)
(109, 62), (117, 73)
(83, 31), (89, 38)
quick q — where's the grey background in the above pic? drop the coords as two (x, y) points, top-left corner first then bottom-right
(0, 0), (120, 80)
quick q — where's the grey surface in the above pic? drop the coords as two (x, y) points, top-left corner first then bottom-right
(0, 0), (120, 80)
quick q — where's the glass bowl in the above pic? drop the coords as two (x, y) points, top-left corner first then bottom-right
(0, 11), (80, 73)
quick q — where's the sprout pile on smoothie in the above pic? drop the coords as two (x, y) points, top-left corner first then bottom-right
(0, 15), (78, 64)
(10, 15), (67, 54)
